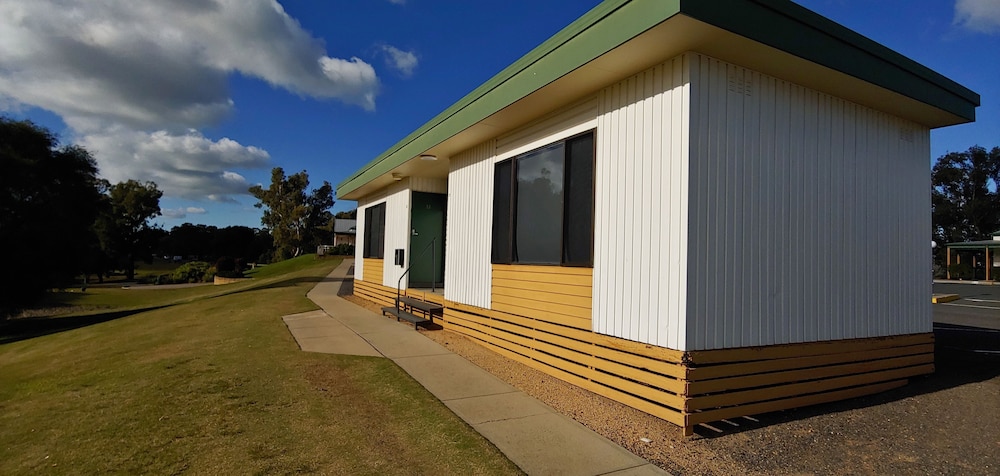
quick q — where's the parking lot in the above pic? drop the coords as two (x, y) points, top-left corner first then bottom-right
(932, 282), (1000, 355)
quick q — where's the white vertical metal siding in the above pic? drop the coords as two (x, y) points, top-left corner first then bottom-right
(496, 97), (599, 160)
(685, 53), (932, 351)
(410, 177), (448, 194)
(593, 54), (691, 349)
(444, 140), (496, 308)
(382, 180), (412, 288)
(354, 192), (384, 282)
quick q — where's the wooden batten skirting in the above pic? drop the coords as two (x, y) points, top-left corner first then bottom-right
(361, 258), (384, 286)
(351, 286), (934, 436)
(353, 277), (397, 308)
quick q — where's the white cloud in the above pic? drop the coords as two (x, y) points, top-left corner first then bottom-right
(955, 0), (1000, 33)
(379, 45), (419, 77)
(388, 0), (406, 4)
(163, 207), (208, 219)
(0, 0), (381, 202)
(80, 128), (269, 202)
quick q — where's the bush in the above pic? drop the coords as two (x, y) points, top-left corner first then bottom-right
(171, 261), (213, 283)
(330, 244), (355, 256)
(948, 262), (973, 280)
(215, 256), (243, 278)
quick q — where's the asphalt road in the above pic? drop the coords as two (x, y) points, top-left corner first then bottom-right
(934, 282), (1000, 330)
(932, 282), (1000, 355)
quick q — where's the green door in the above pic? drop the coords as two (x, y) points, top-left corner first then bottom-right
(409, 192), (446, 288)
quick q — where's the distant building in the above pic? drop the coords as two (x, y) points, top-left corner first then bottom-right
(333, 219), (356, 246)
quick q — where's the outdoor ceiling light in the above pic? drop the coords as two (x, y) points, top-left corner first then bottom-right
(391, 172), (403, 181)
(419, 154), (438, 161)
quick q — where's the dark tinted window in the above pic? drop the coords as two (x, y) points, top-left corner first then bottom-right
(491, 131), (594, 267)
(492, 161), (513, 264)
(363, 202), (386, 259)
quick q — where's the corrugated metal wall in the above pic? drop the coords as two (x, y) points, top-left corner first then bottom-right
(445, 141), (496, 308)
(496, 97), (598, 160)
(593, 54), (692, 349)
(382, 180), (411, 288)
(685, 53), (932, 350)
(354, 182), (410, 288)
(410, 177), (448, 194)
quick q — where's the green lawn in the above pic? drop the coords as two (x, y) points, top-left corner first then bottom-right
(0, 255), (519, 474)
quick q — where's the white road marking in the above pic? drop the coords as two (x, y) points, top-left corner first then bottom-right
(940, 302), (1000, 311)
(965, 298), (1000, 303)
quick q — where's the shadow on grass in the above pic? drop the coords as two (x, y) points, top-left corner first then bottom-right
(692, 323), (1000, 437)
(0, 305), (170, 345)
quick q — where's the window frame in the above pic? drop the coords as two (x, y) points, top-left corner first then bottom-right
(491, 130), (595, 267)
(363, 202), (386, 259)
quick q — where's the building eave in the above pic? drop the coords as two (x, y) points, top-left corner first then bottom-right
(337, 0), (980, 201)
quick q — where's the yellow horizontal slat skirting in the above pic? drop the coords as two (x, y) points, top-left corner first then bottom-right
(685, 364), (934, 411)
(685, 380), (909, 426)
(362, 258), (384, 284)
(491, 301), (590, 329)
(492, 277), (593, 298)
(443, 316), (687, 427)
(446, 300), (685, 366)
(491, 292), (591, 320)
(685, 333), (934, 365)
(492, 269), (594, 287)
(447, 313), (686, 409)
(686, 343), (935, 380)
(445, 308), (686, 394)
(493, 263), (594, 276)
(686, 353), (934, 394)
(492, 285), (593, 307)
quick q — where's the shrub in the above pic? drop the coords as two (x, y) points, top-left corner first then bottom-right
(172, 261), (212, 283)
(331, 244), (355, 256)
(948, 262), (973, 280)
(215, 256), (243, 278)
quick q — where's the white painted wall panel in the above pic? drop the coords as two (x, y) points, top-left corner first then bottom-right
(593, 54), (691, 349)
(496, 97), (598, 161)
(354, 190), (387, 282)
(355, 182), (411, 288)
(383, 180), (412, 288)
(685, 54), (932, 350)
(445, 140), (496, 308)
(410, 177), (448, 194)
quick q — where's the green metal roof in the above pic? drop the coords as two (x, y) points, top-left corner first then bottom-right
(945, 240), (1000, 249)
(337, 0), (981, 199)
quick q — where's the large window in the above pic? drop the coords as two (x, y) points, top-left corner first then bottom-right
(363, 202), (386, 259)
(492, 131), (594, 266)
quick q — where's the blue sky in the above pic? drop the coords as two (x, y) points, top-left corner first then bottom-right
(2, 0), (997, 229)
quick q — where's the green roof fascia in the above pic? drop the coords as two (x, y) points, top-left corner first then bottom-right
(339, 0), (981, 199)
(945, 241), (1000, 249)
(682, 0), (980, 122)
(336, 0), (681, 199)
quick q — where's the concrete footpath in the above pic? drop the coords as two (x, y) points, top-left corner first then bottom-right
(285, 258), (666, 476)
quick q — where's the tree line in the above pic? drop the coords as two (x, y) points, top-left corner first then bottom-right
(932, 145), (1000, 275)
(2, 118), (340, 316)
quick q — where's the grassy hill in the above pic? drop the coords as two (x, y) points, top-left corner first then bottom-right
(0, 255), (519, 474)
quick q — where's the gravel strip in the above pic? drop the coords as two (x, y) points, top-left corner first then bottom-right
(342, 295), (1000, 475)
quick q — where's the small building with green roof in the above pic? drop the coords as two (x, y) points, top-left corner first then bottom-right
(337, 0), (979, 435)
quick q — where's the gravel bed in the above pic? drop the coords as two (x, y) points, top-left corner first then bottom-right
(343, 295), (999, 475)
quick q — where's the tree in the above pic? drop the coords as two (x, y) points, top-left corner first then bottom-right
(96, 180), (163, 281)
(249, 167), (334, 260)
(1, 118), (105, 313)
(931, 145), (1000, 266)
(335, 209), (357, 219)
